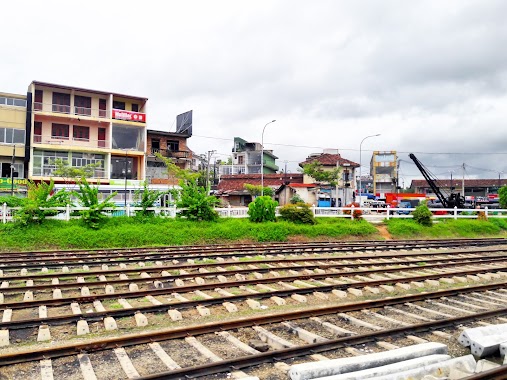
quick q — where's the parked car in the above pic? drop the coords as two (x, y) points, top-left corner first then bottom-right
(397, 201), (412, 215)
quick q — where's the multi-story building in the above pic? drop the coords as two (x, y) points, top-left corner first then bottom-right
(146, 129), (193, 185)
(370, 151), (398, 196)
(218, 137), (278, 176)
(0, 92), (27, 194)
(25, 81), (147, 192)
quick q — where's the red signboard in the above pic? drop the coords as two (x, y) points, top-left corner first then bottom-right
(112, 109), (146, 123)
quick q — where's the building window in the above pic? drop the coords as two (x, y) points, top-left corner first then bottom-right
(99, 99), (107, 117)
(34, 90), (43, 110)
(51, 123), (69, 139)
(151, 139), (160, 154)
(111, 124), (144, 150)
(0, 97), (26, 107)
(0, 128), (25, 144)
(167, 140), (179, 151)
(238, 155), (244, 165)
(73, 125), (90, 141)
(110, 155), (136, 179)
(34, 122), (42, 143)
(32, 150), (68, 176)
(131, 104), (139, 112)
(113, 100), (125, 110)
(71, 152), (105, 177)
(74, 95), (91, 116)
(52, 92), (70, 113)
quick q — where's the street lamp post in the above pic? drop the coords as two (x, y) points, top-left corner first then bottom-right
(261, 120), (276, 196)
(358, 134), (381, 207)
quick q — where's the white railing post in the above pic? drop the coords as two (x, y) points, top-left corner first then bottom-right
(454, 206), (457, 220)
(485, 206), (489, 218)
(2, 203), (6, 224)
(311, 204), (316, 217)
(126, 204), (131, 217)
(66, 204), (71, 221)
(171, 205), (177, 218)
(350, 204), (354, 220)
(227, 204), (231, 218)
(386, 205), (390, 220)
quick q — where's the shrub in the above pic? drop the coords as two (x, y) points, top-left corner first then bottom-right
(73, 177), (117, 229)
(176, 179), (219, 222)
(289, 194), (304, 204)
(0, 196), (25, 207)
(342, 202), (362, 220)
(412, 202), (433, 226)
(248, 196), (278, 223)
(134, 181), (167, 219)
(278, 203), (315, 224)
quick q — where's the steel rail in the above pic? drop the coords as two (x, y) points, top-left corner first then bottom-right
(461, 365), (507, 380)
(0, 237), (504, 261)
(1, 281), (507, 369)
(1, 255), (506, 304)
(1, 244), (506, 272)
(1, 267), (506, 331)
(0, 253), (505, 289)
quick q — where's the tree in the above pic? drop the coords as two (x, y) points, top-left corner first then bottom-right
(499, 186), (507, 209)
(52, 158), (101, 185)
(302, 161), (341, 186)
(134, 181), (167, 218)
(15, 179), (70, 226)
(155, 153), (198, 184)
(73, 177), (117, 229)
(412, 202), (433, 226)
(244, 184), (273, 197)
(176, 178), (219, 221)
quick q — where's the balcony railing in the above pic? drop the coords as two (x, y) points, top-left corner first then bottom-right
(151, 148), (191, 159)
(33, 135), (109, 149)
(33, 102), (108, 118)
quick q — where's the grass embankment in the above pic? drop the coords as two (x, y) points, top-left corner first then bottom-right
(386, 218), (507, 238)
(0, 217), (378, 251)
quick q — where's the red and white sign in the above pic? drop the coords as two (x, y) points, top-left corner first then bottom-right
(112, 109), (146, 123)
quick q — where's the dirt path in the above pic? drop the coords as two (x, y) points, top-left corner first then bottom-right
(375, 224), (393, 240)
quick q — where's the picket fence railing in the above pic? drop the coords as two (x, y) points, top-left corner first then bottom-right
(1, 203), (506, 223)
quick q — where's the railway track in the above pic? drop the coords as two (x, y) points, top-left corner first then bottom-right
(2, 282), (507, 379)
(1, 239), (507, 379)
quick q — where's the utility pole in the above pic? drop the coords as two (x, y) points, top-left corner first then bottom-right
(205, 150), (216, 191)
(10, 145), (16, 196)
(462, 163), (465, 197)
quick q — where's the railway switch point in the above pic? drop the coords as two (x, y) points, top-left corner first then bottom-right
(168, 309), (182, 321)
(0, 329), (9, 346)
(81, 287), (90, 296)
(105, 285), (115, 294)
(134, 312), (149, 326)
(37, 325), (51, 341)
(23, 290), (34, 301)
(129, 283), (139, 292)
(53, 289), (62, 299)
(103, 317), (118, 330)
(223, 302), (238, 313)
(76, 320), (90, 335)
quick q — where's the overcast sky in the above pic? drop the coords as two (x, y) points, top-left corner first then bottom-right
(3, 0), (507, 185)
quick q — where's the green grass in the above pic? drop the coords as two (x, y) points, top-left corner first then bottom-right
(386, 218), (507, 238)
(0, 217), (378, 251)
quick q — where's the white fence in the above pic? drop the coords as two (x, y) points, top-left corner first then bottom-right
(1, 203), (506, 224)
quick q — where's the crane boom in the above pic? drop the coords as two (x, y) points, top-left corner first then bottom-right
(408, 153), (465, 208)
